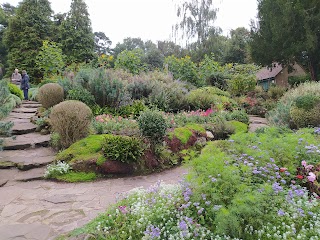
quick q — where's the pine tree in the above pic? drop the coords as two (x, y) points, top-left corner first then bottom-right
(60, 0), (95, 64)
(4, 0), (53, 81)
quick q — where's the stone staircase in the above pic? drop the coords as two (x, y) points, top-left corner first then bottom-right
(0, 101), (56, 185)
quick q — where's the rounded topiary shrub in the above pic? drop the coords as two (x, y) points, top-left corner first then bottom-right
(138, 110), (167, 143)
(38, 83), (64, 109)
(50, 100), (92, 149)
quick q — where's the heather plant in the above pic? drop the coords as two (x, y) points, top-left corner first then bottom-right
(38, 83), (64, 109)
(50, 100), (92, 148)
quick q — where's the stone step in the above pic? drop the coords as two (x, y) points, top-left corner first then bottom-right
(11, 122), (37, 135)
(12, 107), (38, 114)
(3, 133), (51, 150)
(0, 167), (46, 183)
(7, 112), (35, 120)
(22, 100), (40, 104)
(21, 103), (42, 108)
(0, 147), (55, 170)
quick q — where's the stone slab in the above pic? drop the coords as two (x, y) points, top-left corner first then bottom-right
(3, 133), (50, 150)
(0, 148), (55, 170)
(0, 223), (53, 240)
(0, 180), (7, 187)
(12, 122), (37, 135)
(14, 167), (46, 181)
(6, 112), (35, 120)
(22, 103), (42, 108)
(12, 107), (37, 114)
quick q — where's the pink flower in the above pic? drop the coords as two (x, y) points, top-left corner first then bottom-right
(302, 161), (307, 167)
(307, 172), (317, 183)
(118, 205), (128, 214)
(279, 167), (287, 172)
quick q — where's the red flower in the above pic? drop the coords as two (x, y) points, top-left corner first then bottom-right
(296, 175), (304, 180)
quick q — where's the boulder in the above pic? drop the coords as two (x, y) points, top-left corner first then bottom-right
(99, 160), (134, 174)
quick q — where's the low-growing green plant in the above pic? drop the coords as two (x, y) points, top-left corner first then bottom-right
(228, 120), (248, 133)
(101, 135), (144, 164)
(56, 172), (97, 182)
(44, 161), (71, 178)
(28, 88), (39, 101)
(138, 110), (167, 143)
(225, 110), (249, 124)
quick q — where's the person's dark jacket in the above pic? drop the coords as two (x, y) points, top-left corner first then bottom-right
(20, 74), (30, 90)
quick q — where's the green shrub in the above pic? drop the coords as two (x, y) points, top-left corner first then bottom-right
(228, 120), (248, 133)
(268, 85), (286, 100)
(8, 83), (23, 100)
(50, 100), (92, 149)
(117, 100), (147, 118)
(114, 49), (146, 75)
(38, 83), (64, 109)
(56, 172), (96, 182)
(187, 87), (237, 111)
(67, 86), (96, 108)
(294, 94), (320, 110)
(225, 110), (249, 124)
(205, 118), (235, 140)
(288, 75), (311, 87)
(267, 82), (320, 127)
(101, 135), (144, 164)
(138, 110), (167, 143)
(228, 74), (257, 96)
(127, 76), (153, 100)
(168, 124), (205, 144)
(290, 104), (320, 128)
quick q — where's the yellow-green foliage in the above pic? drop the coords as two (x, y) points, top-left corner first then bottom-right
(55, 134), (105, 163)
(187, 87), (237, 110)
(8, 83), (23, 99)
(168, 124), (205, 144)
(38, 83), (64, 108)
(50, 100), (92, 148)
(290, 105), (320, 128)
(228, 121), (248, 133)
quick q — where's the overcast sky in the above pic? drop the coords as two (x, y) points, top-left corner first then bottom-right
(1, 0), (257, 46)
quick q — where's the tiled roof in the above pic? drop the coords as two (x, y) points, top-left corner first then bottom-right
(256, 63), (283, 80)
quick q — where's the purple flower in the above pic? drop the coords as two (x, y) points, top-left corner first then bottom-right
(272, 182), (283, 193)
(178, 220), (188, 231)
(197, 208), (204, 214)
(278, 209), (285, 216)
(211, 177), (217, 182)
(144, 225), (161, 239)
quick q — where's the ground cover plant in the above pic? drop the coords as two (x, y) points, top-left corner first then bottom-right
(61, 127), (320, 239)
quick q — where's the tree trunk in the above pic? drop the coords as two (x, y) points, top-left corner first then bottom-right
(308, 58), (319, 81)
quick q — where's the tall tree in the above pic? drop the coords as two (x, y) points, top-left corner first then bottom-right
(251, 0), (320, 80)
(94, 31), (112, 55)
(224, 27), (250, 64)
(60, 0), (95, 64)
(174, 0), (217, 45)
(0, 3), (16, 77)
(4, 0), (53, 81)
(113, 37), (145, 57)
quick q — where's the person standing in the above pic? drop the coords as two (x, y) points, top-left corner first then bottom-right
(11, 68), (22, 85)
(20, 70), (30, 100)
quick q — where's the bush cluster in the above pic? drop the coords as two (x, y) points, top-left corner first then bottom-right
(8, 83), (23, 100)
(50, 100), (92, 148)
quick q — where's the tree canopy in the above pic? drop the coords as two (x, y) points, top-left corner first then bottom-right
(251, 0), (320, 80)
(60, 0), (95, 64)
(4, 0), (53, 80)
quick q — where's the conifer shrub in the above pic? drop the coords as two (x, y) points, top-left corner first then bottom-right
(50, 100), (92, 148)
(38, 83), (64, 109)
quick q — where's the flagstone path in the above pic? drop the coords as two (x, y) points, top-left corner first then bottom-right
(0, 104), (268, 240)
